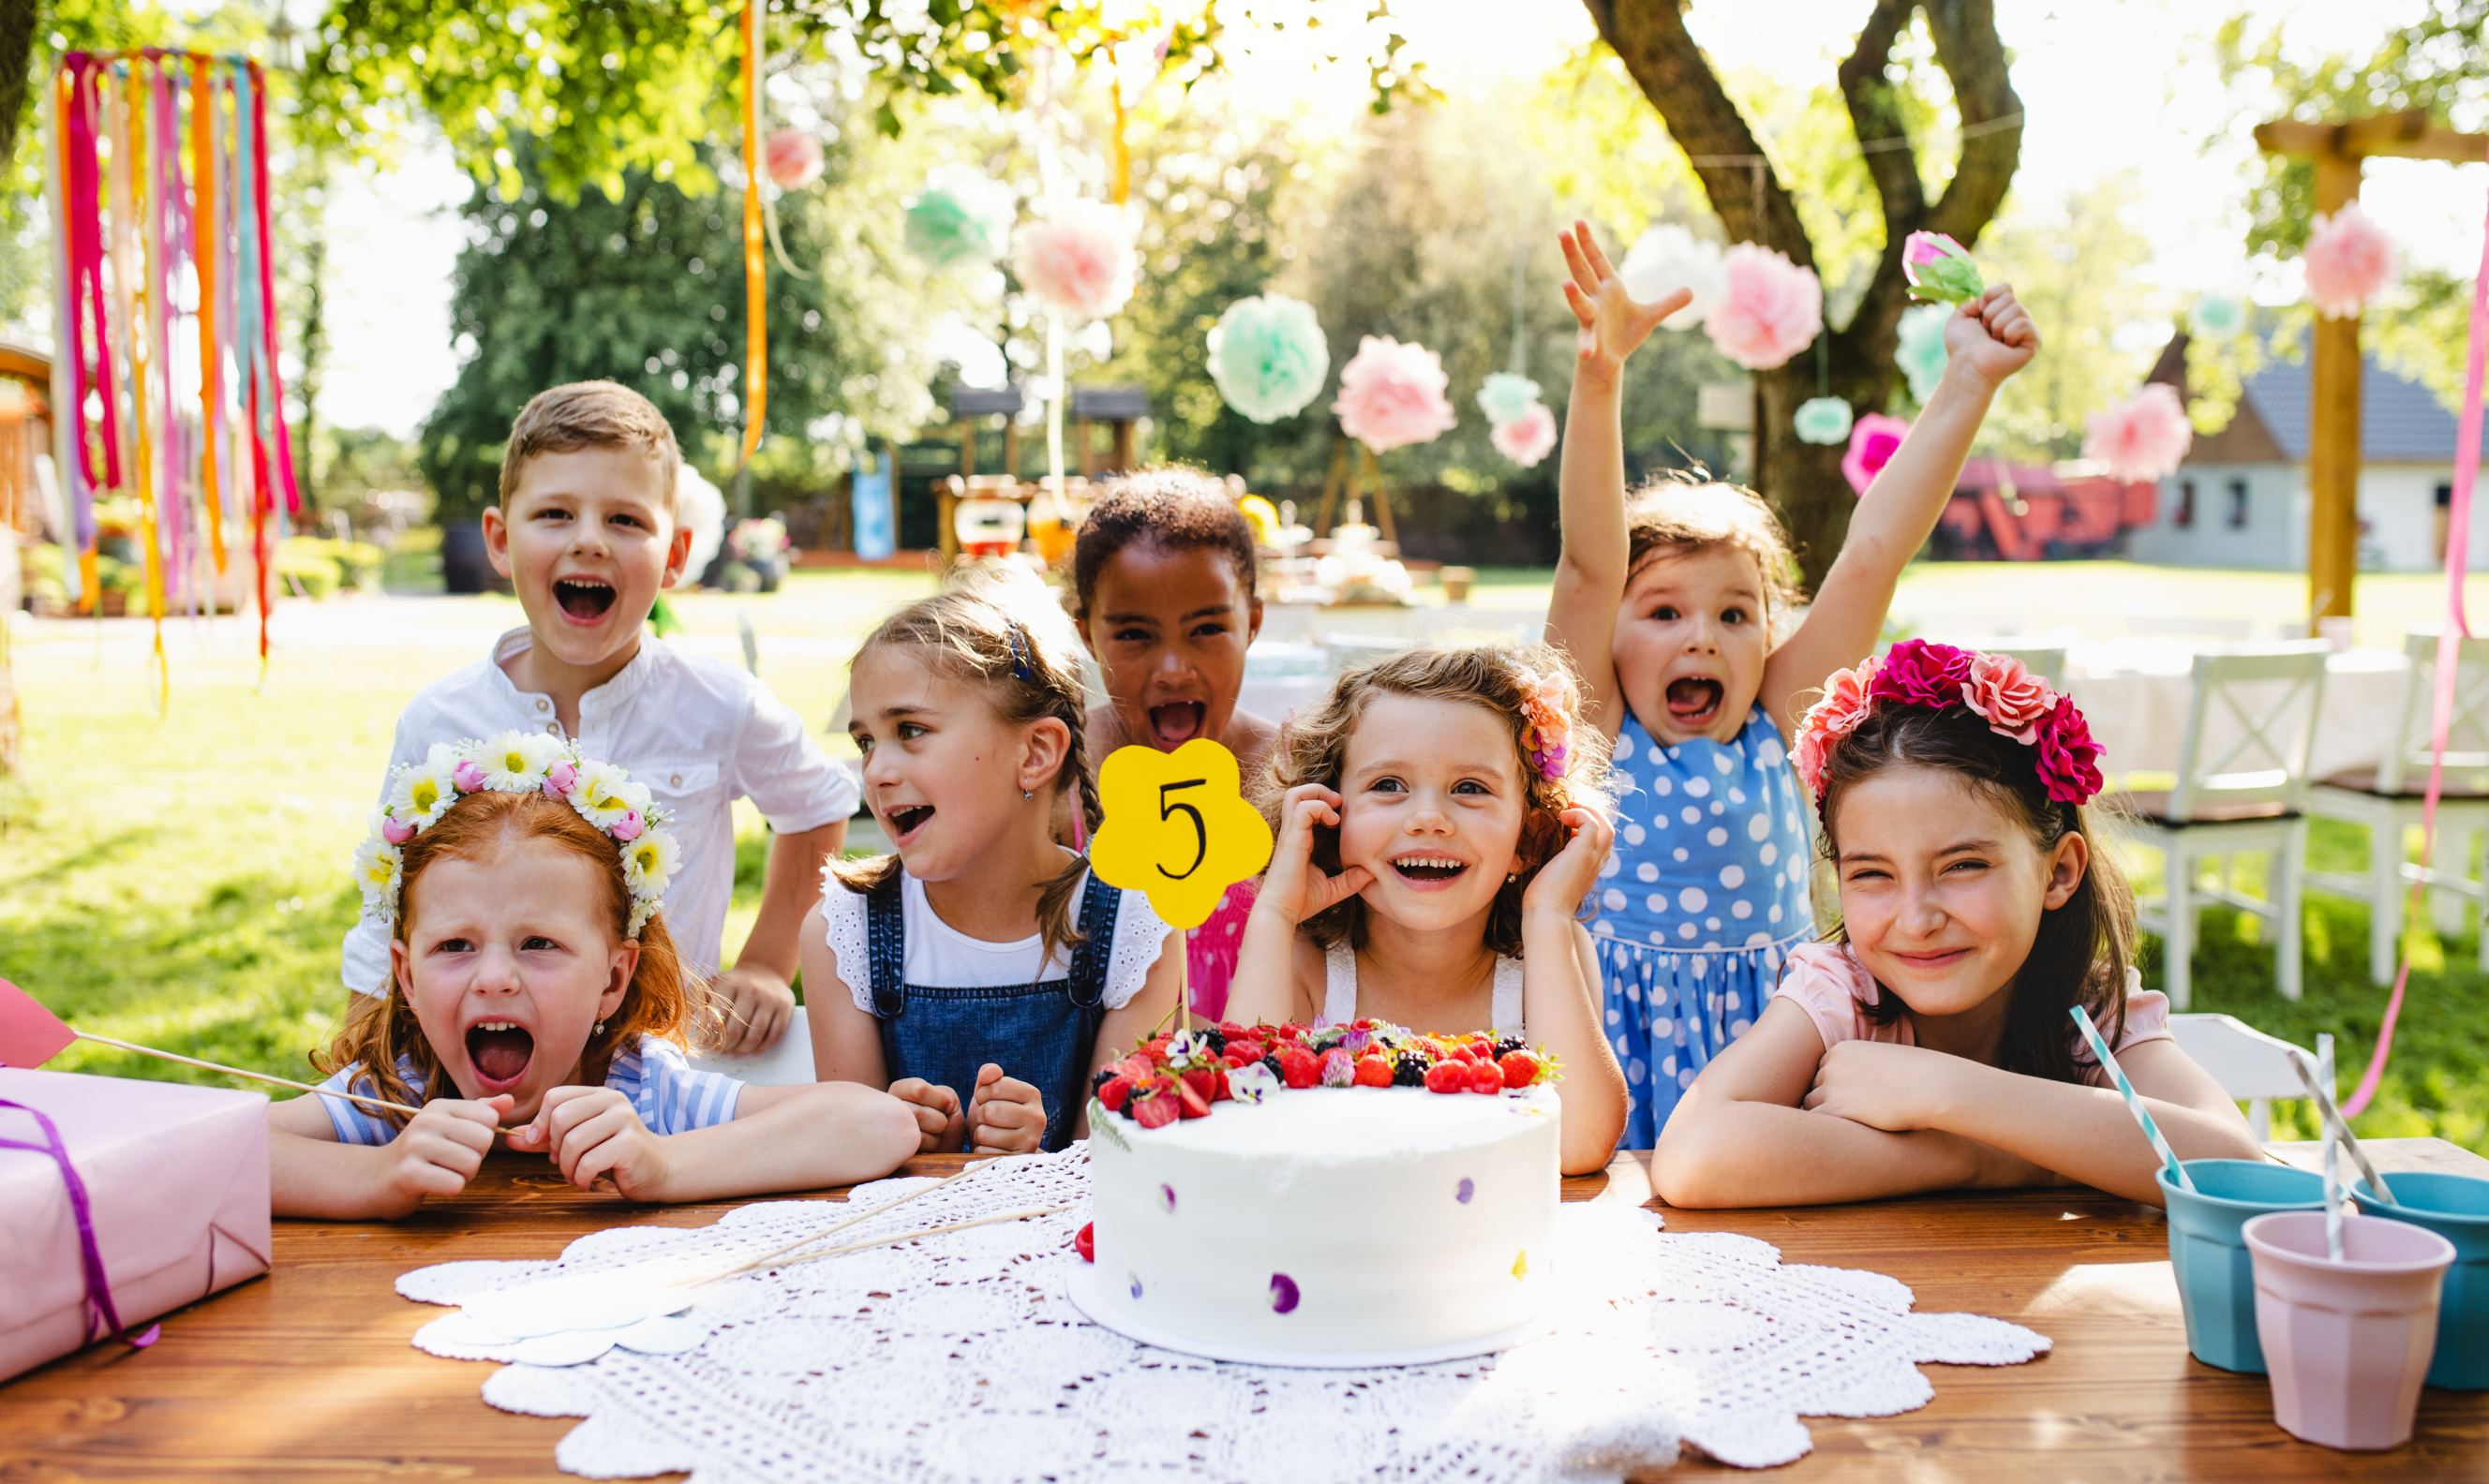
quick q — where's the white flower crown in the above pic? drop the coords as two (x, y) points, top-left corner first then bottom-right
(351, 732), (680, 938)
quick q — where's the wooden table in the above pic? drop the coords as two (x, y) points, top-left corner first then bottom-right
(7, 1141), (2487, 1481)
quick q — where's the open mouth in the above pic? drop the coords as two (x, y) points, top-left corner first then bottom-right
(553, 576), (617, 621)
(1665, 676), (1724, 729)
(465, 1020), (536, 1091)
(886, 804), (935, 843)
(1389, 853), (1470, 886)
(1146, 701), (1207, 748)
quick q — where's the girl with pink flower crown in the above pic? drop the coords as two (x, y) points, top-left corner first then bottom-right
(1225, 644), (1630, 1175)
(1652, 643), (2261, 1207)
(1549, 221), (2039, 1147)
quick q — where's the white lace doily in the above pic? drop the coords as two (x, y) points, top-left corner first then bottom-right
(400, 1148), (2047, 1478)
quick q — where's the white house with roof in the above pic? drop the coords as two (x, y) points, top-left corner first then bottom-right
(2125, 332), (2489, 572)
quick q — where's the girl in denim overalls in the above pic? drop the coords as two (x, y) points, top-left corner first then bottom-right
(801, 569), (1182, 1153)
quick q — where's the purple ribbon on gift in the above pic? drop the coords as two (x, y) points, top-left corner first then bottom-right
(0, 1096), (161, 1351)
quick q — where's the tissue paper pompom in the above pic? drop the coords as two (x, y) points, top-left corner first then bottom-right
(1332, 335), (1457, 453)
(671, 462), (727, 589)
(2188, 292), (2246, 340)
(1841, 412), (1912, 497)
(904, 171), (1013, 271)
(1476, 372), (1543, 426)
(1705, 244), (1823, 370)
(2082, 383), (2193, 482)
(1490, 404), (1558, 467)
(1618, 224), (1725, 330)
(1206, 294), (1331, 423)
(1793, 396), (1854, 446)
(763, 129), (824, 190)
(2303, 204), (2397, 320)
(1012, 199), (1139, 322)
(1894, 303), (1951, 404)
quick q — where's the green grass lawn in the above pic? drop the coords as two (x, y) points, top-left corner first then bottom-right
(4, 558), (2482, 1152)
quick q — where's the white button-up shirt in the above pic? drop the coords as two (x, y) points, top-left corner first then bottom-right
(340, 628), (858, 993)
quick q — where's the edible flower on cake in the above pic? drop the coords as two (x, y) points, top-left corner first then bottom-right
(1087, 1018), (1562, 1129)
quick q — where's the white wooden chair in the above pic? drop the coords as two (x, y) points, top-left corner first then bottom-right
(2167, 1012), (2313, 1141)
(2114, 643), (2330, 1008)
(689, 1006), (819, 1086)
(2304, 630), (2489, 984)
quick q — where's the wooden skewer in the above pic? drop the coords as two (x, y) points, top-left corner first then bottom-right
(675, 1157), (1001, 1288)
(76, 1032), (525, 1135)
(698, 1203), (1076, 1285)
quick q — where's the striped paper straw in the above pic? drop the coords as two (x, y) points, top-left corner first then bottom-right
(2071, 1005), (2195, 1194)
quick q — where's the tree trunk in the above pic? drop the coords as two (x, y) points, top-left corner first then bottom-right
(1581, 0), (2021, 589)
(0, 0), (39, 170)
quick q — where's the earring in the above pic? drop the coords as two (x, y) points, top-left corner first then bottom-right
(593, 1019), (605, 1037)
(1506, 871), (1520, 883)
(1022, 788), (1035, 801)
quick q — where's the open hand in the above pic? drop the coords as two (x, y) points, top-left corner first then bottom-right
(376, 1094), (510, 1216)
(1944, 283), (2038, 390)
(964, 1063), (1047, 1154)
(509, 1086), (672, 1199)
(1559, 220), (1694, 387)
(1255, 783), (1374, 928)
(710, 964), (796, 1055)
(889, 1076), (965, 1153)
(1521, 805), (1616, 920)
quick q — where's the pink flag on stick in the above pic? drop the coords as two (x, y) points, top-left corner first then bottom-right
(0, 976), (78, 1067)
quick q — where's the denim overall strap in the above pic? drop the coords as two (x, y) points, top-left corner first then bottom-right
(863, 877), (908, 1021)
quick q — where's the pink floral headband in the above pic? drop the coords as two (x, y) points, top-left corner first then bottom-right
(1514, 667), (1574, 782)
(1793, 640), (2104, 806)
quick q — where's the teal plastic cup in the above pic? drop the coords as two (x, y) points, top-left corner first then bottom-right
(2354, 1171), (2489, 1389)
(2160, 1158), (2327, 1373)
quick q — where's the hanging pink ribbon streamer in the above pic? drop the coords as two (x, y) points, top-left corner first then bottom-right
(63, 57), (119, 501)
(247, 63), (297, 516)
(2339, 168), (2483, 1120)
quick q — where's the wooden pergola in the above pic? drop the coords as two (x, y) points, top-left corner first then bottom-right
(2254, 109), (2489, 626)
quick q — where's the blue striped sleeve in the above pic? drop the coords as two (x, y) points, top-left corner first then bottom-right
(317, 1061), (425, 1147)
(614, 1036), (744, 1135)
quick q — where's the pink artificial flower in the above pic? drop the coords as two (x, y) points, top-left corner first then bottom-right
(1011, 199), (1139, 322)
(2303, 203), (2397, 319)
(1904, 230), (1967, 272)
(1332, 334), (1457, 453)
(2034, 694), (2106, 804)
(1868, 639), (1975, 710)
(611, 810), (645, 843)
(1704, 244), (1824, 370)
(2082, 383), (2193, 483)
(1841, 412), (1912, 497)
(543, 761), (578, 798)
(763, 128), (825, 191)
(1792, 658), (1879, 796)
(452, 759), (486, 794)
(1960, 653), (2057, 743)
(1490, 403), (1558, 467)
(380, 815), (416, 845)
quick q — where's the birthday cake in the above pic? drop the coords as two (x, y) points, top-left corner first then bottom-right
(1069, 1021), (1560, 1366)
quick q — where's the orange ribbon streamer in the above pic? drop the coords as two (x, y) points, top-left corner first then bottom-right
(127, 67), (168, 709)
(191, 57), (224, 573)
(738, 0), (767, 463)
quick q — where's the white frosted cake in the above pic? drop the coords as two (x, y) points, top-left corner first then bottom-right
(1068, 1023), (1562, 1366)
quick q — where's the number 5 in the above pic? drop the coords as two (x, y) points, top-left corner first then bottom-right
(1157, 779), (1207, 880)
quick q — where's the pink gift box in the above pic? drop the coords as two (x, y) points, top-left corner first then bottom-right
(1, 1067), (272, 1383)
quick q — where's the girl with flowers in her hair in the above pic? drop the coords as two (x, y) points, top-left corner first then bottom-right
(1652, 644), (2260, 1208)
(268, 734), (919, 1220)
(1226, 644), (1630, 1174)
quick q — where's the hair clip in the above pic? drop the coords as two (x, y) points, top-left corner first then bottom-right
(1005, 623), (1037, 684)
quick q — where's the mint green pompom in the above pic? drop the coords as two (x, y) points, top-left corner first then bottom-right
(1894, 304), (1951, 404)
(1207, 294), (1332, 424)
(904, 177), (1011, 271)
(1475, 372), (1543, 427)
(1793, 396), (1854, 446)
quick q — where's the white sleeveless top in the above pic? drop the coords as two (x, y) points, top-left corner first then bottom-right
(1320, 942), (1527, 1034)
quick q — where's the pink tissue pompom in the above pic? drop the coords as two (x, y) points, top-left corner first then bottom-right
(1841, 412), (1912, 497)
(2302, 204), (2397, 320)
(1332, 335), (1457, 453)
(2082, 383), (2193, 483)
(1704, 244), (1824, 370)
(763, 129), (825, 191)
(1490, 404), (1557, 467)
(1011, 200), (1139, 323)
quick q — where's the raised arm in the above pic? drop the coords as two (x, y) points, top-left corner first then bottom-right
(1547, 221), (1692, 737)
(1760, 285), (2038, 733)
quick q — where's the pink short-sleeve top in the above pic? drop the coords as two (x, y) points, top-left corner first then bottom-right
(1771, 942), (2170, 1089)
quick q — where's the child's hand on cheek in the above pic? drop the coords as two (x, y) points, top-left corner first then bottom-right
(889, 1077), (965, 1154)
(1520, 805), (1615, 920)
(963, 1062), (1046, 1154)
(1945, 283), (2039, 389)
(1259, 784), (1374, 927)
(379, 1094), (512, 1216)
(1802, 1041), (1954, 1132)
(511, 1086), (672, 1199)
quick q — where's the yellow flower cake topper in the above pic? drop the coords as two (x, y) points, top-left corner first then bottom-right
(1089, 740), (1274, 932)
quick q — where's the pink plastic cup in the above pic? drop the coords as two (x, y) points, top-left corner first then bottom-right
(2244, 1210), (2456, 1450)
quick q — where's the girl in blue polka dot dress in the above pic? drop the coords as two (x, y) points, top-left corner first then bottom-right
(1549, 221), (2038, 1146)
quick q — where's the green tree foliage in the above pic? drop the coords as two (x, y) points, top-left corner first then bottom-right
(1973, 173), (2157, 462)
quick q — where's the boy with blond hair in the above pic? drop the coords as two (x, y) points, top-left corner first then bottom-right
(340, 381), (853, 1052)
